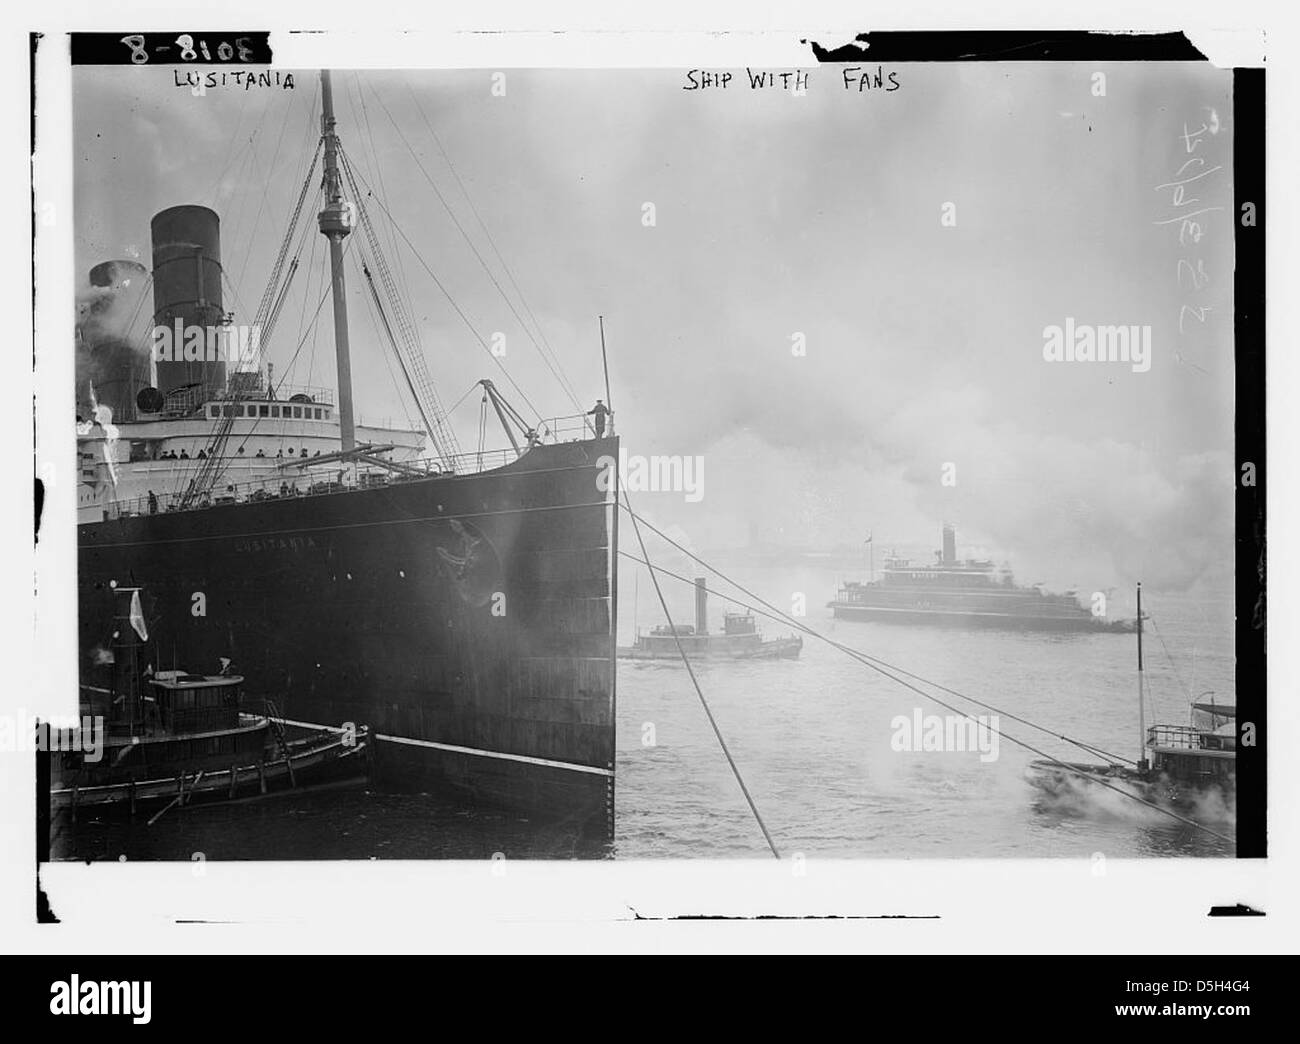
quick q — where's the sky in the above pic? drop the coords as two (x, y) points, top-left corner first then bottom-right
(72, 61), (1236, 594)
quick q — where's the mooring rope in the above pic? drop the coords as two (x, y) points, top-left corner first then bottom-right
(618, 550), (1135, 768)
(623, 491), (781, 858)
(618, 504), (1234, 845)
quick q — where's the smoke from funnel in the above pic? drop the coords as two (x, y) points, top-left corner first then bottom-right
(75, 259), (150, 422)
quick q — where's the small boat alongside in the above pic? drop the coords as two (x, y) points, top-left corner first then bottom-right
(51, 588), (369, 818)
(1025, 583), (1235, 812)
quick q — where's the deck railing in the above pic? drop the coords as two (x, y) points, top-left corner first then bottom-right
(1147, 724), (1236, 752)
(96, 415), (600, 521)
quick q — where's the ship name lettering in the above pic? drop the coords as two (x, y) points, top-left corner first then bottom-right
(233, 535), (317, 553)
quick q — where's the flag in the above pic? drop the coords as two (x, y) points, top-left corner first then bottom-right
(129, 590), (149, 642)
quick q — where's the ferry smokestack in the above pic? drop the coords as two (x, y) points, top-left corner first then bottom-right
(150, 204), (226, 402)
(694, 577), (708, 635)
(942, 523), (956, 565)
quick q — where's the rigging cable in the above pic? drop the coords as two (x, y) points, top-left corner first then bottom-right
(618, 504), (1233, 844)
(407, 82), (584, 410)
(618, 550), (1137, 769)
(363, 81), (583, 414)
(624, 490), (781, 859)
(233, 84), (311, 295)
(182, 151), (323, 498)
(354, 249), (434, 450)
(338, 148), (551, 432)
(351, 78), (426, 375)
(184, 168), (322, 495)
(1147, 613), (1194, 705)
(338, 146), (464, 460)
(446, 380), (486, 417)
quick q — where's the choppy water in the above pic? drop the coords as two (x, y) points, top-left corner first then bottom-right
(53, 568), (1235, 861)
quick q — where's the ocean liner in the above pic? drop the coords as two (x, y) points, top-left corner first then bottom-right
(828, 524), (1135, 632)
(74, 72), (618, 836)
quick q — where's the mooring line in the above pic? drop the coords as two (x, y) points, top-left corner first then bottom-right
(618, 549), (1133, 768)
(618, 505), (1234, 845)
(623, 491), (780, 859)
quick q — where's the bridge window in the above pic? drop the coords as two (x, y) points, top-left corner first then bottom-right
(313, 408), (321, 419)
(209, 406), (220, 418)
(293, 406), (303, 419)
(259, 405), (269, 418)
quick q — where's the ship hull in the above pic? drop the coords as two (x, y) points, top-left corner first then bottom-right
(828, 602), (1133, 632)
(1024, 759), (1235, 811)
(617, 635), (802, 660)
(50, 729), (369, 811)
(78, 438), (619, 838)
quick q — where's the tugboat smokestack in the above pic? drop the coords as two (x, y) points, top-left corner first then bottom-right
(695, 577), (708, 635)
(942, 523), (956, 566)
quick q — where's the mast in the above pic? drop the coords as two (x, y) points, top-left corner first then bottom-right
(318, 70), (357, 453)
(598, 315), (613, 435)
(1137, 582), (1147, 773)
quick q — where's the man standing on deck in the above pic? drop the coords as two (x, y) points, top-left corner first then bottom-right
(147, 490), (158, 515)
(587, 399), (611, 438)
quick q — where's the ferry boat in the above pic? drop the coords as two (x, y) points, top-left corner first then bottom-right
(1025, 584), (1236, 808)
(828, 524), (1136, 632)
(73, 71), (618, 837)
(619, 578), (802, 660)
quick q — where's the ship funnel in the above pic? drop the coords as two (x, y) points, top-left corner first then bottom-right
(150, 204), (226, 402)
(942, 523), (956, 565)
(694, 577), (708, 635)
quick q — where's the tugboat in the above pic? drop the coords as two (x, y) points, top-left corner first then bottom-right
(1024, 583), (1236, 808)
(828, 523), (1136, 632)
(51, 587), (368, 818)
(619, 578), (802, 661)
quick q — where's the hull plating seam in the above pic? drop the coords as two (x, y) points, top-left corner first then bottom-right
(84, 497), (613, 550)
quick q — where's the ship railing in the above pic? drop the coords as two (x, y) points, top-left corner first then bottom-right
(100, 443), (525, 519)
(215, 383), (336, 407)
(1147, 724), (1236, 752)
(96, 413), (612, 520)
(539, 413), (600, 441)
(160, 386), (208, 418)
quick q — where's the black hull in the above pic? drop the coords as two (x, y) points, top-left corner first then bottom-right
(1024, 759), (1236, 811)
(78, 438), (618, 837)
(828, 603), (1133, 632)
(49, 730), (369, 812)
(618, 636), (803, 660)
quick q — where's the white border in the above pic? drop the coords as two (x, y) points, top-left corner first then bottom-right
(6, 1), (1298, 955)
